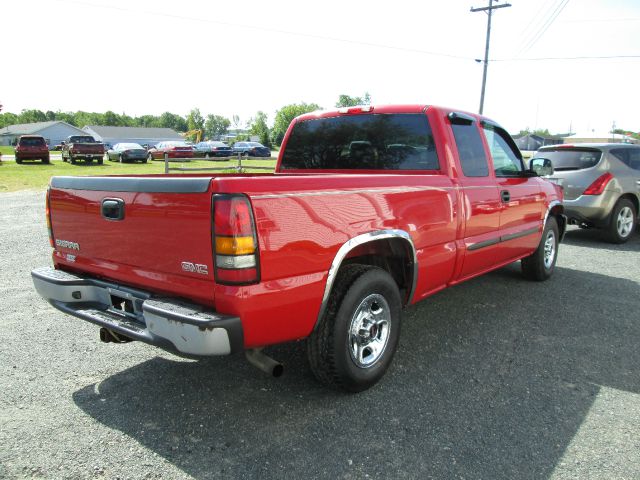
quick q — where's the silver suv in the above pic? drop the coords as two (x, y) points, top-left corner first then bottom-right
(531, 143), (640, 243)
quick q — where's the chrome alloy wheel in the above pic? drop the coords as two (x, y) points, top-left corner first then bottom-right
(543, 230), (556, 269)
(349, 293), (391, 368)
(616, 206), (634, 238)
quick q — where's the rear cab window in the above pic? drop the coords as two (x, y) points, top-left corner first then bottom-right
(280, 113), (439, 171)
(449, 114), (489, 177)
(19, 137), (46, 147)
(532, 147), (602, 171)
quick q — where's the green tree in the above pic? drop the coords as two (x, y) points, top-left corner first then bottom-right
(103, 110), (120, 126)
(248, 111), (271, 148)
(205, 114), (231, 140)
(0, 112), (18, 128)
(186, 108), (205, 132)
(533, 128), (551, 137)
(272, 102), (321, 146)
(17, 109), (47, 124)
(158, 112), (188, 132)
(135, 115), (160, 128)
(335, 92), (371, 108)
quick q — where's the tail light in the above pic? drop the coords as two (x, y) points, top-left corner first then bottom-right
(213, 194), (260, 285)
(583, 172), (613, 195)
(46, 186), (54, 247)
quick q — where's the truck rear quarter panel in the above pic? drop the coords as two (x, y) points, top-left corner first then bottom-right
(212, 173), (458, 347)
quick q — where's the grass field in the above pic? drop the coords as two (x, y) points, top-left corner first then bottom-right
(0, 146), (15, 155)
(0, 158), (277, 192)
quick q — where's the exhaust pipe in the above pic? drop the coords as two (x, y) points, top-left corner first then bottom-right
(245, 348), (284, 377)
(99, 328), (133, 344)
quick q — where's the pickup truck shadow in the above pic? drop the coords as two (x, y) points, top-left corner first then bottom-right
(73, 265), (639, 479)
(562, 226), (640, 252)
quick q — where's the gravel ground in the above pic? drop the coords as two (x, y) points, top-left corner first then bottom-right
(0, 189), (638, 479)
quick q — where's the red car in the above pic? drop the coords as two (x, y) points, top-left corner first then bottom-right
(147, 141), (194, 161)
(15, 135), (50, 164)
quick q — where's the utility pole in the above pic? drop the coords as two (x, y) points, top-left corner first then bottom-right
(471, 0), (511, 114)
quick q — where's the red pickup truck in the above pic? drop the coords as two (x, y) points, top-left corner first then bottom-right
(61, 135), (105, 164)
(32, 105), (565, 392)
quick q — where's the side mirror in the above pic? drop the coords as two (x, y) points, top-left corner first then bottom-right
(530, 158), (554, 177)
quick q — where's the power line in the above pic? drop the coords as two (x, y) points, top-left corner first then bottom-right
(513, 0), (559, 56)
(50, 0), (473, 61)
(517, 0), (570, 56)
(492, 54), (640, 62)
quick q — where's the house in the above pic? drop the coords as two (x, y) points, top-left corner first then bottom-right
(561, 131), (638, 145)
(0, 121), (86, 147)
(514, 133), (564, 152)
(82, 126), (183, 148)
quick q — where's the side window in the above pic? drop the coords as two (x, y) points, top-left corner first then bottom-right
(451, 122), (489, 177)
(612, 148), (640, 170)
(482, 126), (523, 176)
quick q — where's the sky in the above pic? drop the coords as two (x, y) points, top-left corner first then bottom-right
(2, 0), (639, 135)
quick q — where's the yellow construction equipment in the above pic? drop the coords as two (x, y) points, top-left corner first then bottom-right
(181, 129), (203, 143)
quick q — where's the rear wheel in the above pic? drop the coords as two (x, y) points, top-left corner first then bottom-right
(307, 265), (402, 392)
(42, 157), (50, 164)
(15, 158), (22, 164)
(522, 217), (559, 281)
(70, 157), (76, 165)
(606, 199), (636, 244)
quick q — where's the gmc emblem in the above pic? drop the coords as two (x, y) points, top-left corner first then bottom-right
(181, 262), (208, 275)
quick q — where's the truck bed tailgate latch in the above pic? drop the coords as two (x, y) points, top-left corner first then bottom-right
(101, 198), (125, 221)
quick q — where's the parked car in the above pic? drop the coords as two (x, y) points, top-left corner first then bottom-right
(194, 141), (233, 159)
(233, 141), (271, 157)
(32, 104), (565, 392)
(147, 141), (193, 161)
(61, 135), (105, 164)
(531, 143), (639, 243)
(105, 143), (149, 163)
(15, 135), (50, 164)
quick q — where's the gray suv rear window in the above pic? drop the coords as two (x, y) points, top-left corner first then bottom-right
(532, 148), (602, 171)
(280, 113), (439, 171)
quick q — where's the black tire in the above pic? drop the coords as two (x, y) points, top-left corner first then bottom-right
(97, 157), (103, 165)
(141, 157), (147, 163)
(16, 158), (22, 164)
(307, 264), (402, 392)
(521, 216), (559, 281)
(605, 198), (637, 244)
(42, 157), (50, 164)
(70, 157), (76, 165)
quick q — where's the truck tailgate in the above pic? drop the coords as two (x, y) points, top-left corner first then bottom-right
(48, 176), (216, 306)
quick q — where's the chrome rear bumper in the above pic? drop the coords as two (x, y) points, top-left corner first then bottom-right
(31, 267), (243, 356)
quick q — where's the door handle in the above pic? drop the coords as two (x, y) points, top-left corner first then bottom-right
(500, 190), (510, 202)
(101, 198), (125, 221)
